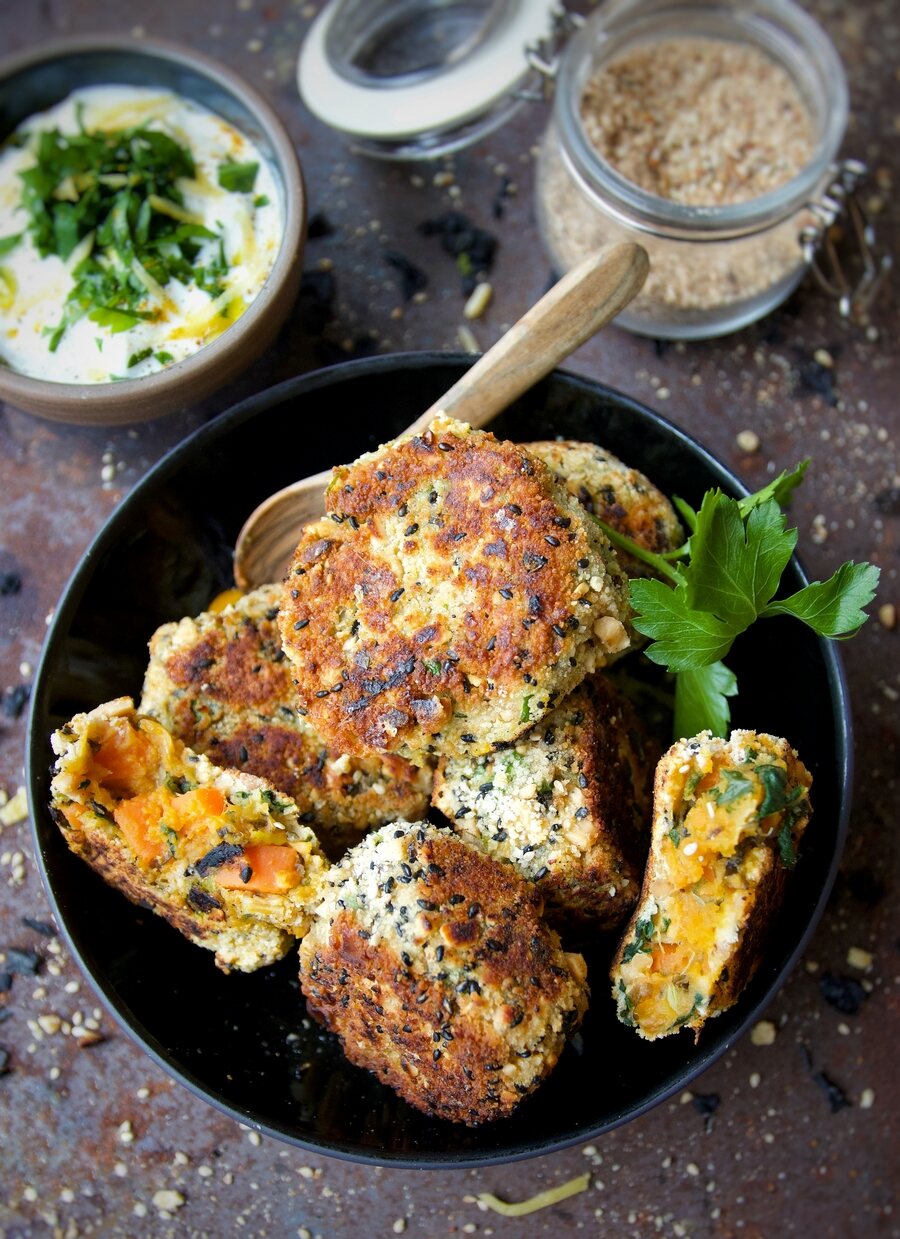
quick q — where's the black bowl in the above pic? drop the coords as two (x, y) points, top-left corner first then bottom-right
(27, 355), (851, 1167)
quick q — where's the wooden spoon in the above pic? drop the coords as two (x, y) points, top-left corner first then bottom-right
(233, 240), (649, 589)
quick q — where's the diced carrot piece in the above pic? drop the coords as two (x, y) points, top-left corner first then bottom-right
(216, 844), (300, 894)
(114, 792), (168, 866)
(172, 786), (227, 831)
(94, 721), (157, 798)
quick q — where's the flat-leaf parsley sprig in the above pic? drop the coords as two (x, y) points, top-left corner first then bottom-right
(596, 461), (880, 740)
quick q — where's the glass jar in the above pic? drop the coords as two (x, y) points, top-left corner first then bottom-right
(535, 0), (850, 339)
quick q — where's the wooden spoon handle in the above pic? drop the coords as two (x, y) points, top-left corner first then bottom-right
(405, 241), (649, 436)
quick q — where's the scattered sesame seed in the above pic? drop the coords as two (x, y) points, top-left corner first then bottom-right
(152, 1189), (185, 1213)
(847, 946), (873, 971)
(736, 429), (761, 453)
(859, 1088), (875, 1109)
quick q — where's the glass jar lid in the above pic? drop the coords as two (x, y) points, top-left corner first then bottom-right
(297, 0), (561, 159)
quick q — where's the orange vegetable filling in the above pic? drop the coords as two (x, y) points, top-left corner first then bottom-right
(216, 845), (301, 894)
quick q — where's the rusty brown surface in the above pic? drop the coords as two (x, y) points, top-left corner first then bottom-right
(0, 1), (897, 1235)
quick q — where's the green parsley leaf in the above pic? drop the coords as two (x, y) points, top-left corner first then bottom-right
(253, 193), (270, 207)
(756, 764), (791, 817)
(630, 578), (735, 672)
(761, 561), (880, 638)
(0, 233), (21, 257)
(217, 160), (259, 193)
(423, 658), (441, 675)
(674, 660), (738, 740)
(737, 459), (809, 517)
(127, 346), (153, 369)
(519, 694), (533, 724)
(154, 349), (174, 364)
(685, 493), (797, 630)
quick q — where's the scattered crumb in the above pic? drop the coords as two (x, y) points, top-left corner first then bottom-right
(0, 787), (28, 827)
(751, 1019), (777, 1046)
(152, 1189), (185, 1213)
(846, 947), (873, 971)
(859, 1088), (875, 1109)
(878, 603), (896, 630)
(736, 429), (761, 453)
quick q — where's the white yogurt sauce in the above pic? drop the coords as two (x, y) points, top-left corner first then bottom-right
(0, 86), (283, 384)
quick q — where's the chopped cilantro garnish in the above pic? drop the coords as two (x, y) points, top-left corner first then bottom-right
(712, 768), (755, 806)
(127, 346), (153, 369)
(423, 658), (441, 676)
(621, 918), (655, 963)
(154, 349), (174, 364)
(0, 233), (21, 257)
(519, 694), (533, 724)
(217, 160), (259, 193)
(253, 193), (270, 207)
(12, 119), (246, 351)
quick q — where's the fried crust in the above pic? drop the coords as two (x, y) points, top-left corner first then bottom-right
(299, 821), (589, 1125)
(527, 439), (683, 578)
(50, 697), (328, 972)
(611, 730), (812, 1038)
(140, 585), (431, 856)
(433, 673), (654, 932)
(280, 416), (632, 765)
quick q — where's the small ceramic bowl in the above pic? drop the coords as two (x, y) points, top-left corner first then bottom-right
(0, 36), (306, 425)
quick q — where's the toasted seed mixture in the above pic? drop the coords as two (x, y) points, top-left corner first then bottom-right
(526, 440), (683, 579)
(433, 674), (653, 931)
(299, 820), (589, 1125)
(140, 585), (431, 857)
(612, 730), (812, 1039)
(580, 38), (815, 207)
(50, 697), (329, 972)
(279, 415), (632, 766)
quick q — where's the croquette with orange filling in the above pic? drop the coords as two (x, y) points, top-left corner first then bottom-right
(50, 697), (328, 972)
(611, 730), (812, 1039)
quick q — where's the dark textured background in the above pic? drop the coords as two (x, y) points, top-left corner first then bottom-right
(0, 1), (896, 1235)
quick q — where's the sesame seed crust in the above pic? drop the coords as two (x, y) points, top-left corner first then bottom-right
(279, 416), (632, 765)
(433, 673), (654, 931)
(140, 585), (431, 856)
(299, 820), (589, 1125)
(526, 440), (683, 580)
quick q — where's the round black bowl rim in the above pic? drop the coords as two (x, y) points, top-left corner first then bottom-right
(27, 352), (853, 1168)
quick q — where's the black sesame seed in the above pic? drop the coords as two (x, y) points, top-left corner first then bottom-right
(486, 939), (505, 952)
(578, 557), (590, 568)
(460, 734), (476, 744)
(553, 516), (572, 528)
(467, 902), (480, 919)
(506, 503), (522, 515)
(485, 636), (496, 652)
(330, 512), (344, 524)
(492, 830), (508, 843)
(499, 587), (513, 600)
(417, 899), (438, 912)
(578, 773), (588, 788)
(455, 807), (471, 819)
(452, 531), (467, 541)
(449, 894), (466, 905)
(390, 587), (405, 602)
(552, 623), (566, 638)
(315, 689), (329, 697)
(239, 744), (249, 763)
(533, 866), (550, 880)
(404, 523), (419, 536)
(545, 534), (561, 547)
(293, 617), (310, 630)
(437, 441), (454, 451)
(575, 806), (589, 819)
(433, 1048), (442, 1060)
(435, 945), (444, 962)
(398, 503), (408, 517)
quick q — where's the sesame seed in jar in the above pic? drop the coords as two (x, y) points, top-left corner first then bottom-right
(580, 39), (814, 208)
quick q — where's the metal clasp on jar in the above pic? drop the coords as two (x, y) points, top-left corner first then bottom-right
(519, 3), (584, 98)
(801, 159), (893, 321)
